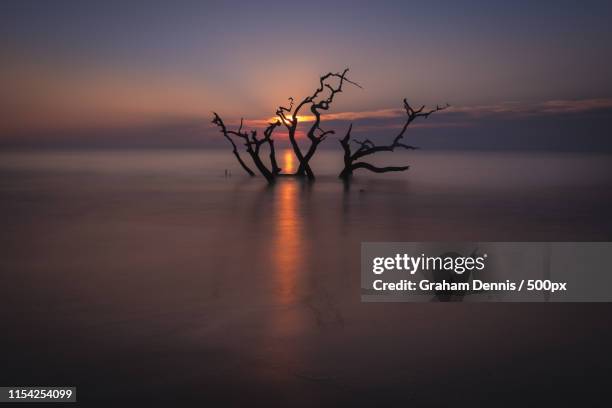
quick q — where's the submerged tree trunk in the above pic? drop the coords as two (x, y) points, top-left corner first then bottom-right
(267, 139), (281, 176)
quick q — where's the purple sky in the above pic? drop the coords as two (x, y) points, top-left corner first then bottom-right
(1, 0), (612, 150)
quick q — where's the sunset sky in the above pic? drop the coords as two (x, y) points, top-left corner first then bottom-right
(2, 0), (612, 150)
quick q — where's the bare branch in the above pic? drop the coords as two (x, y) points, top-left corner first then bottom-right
(339, 99), (447, 179)
(211, 112), (276, 182)
(262, 120), (282, 175)
(298, 68), (361, 178)
(273, 68), (362, 179)
(211, 112), (255, 176)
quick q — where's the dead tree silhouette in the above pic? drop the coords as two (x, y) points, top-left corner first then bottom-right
(212, 113), (280, 182)
(275, 68), (362, 179)
(339, 100), (448, 179)
(212, 69), (447, 183)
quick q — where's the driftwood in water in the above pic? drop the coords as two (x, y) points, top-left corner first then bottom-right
(211, 69), (447, 183)
(212, 113), (280, 182)
(339, 100), (448, 179)
(275, 68), (361, 180)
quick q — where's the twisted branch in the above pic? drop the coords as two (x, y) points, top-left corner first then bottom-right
(211, 113), (280, 182)
(276, 68), (361, 179)
(339, 100), (448, 179)
(212, 113), (255, 176)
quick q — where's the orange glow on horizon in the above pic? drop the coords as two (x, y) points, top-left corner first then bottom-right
(245, 115), (315, 128)
(286, 114), (311, 123)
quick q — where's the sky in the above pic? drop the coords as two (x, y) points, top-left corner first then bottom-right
(1, 0), (612, 150)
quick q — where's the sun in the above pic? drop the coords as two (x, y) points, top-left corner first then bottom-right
(280, 115), (294, 125)
(270, 114), (310, 125)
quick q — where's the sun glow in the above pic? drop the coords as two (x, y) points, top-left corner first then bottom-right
(268, 114), (312, 125)
(246, 114), (315, 129)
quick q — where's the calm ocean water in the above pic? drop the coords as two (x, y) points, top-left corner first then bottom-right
(1, 149), (612, 405)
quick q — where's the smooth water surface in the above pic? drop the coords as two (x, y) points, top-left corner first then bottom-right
(1, 149), (612, 406)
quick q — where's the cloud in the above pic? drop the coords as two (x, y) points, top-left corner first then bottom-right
(238, 98), (612, 134)
(202, 97), (612, 150)
(448, 98), (612, 117)
(3, 96), (612, 149)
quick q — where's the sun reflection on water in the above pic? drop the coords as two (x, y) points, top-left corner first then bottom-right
(262, 176), (307, 366)
(272, 179), (302, 305)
